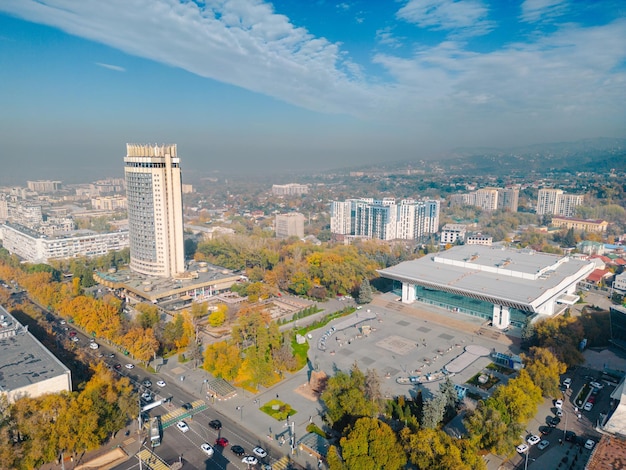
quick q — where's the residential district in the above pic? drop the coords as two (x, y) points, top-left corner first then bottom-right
(1, 143), (626, 470)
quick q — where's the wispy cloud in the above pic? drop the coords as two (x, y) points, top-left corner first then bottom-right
(0, 0), (379, 117)
(376, 27), (402, 48)
(336, 2), (351, 11)
(96, 62), (125, 72)
(397, 0), (493, 37)
(520, 0), (568, 23)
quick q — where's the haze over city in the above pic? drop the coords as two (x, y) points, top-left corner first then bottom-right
(0, 0), (625, 183)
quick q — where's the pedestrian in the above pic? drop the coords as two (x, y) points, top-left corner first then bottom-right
(276, 393), (279, 398)
(309, 415), (313, 423)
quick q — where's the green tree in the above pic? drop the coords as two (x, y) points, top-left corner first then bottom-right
(135, 303), (160, 329)
(336, 417), (406, 470)
(321, 364), (378, 431)
(421, 393), (446, 429)
(357, 278), (374, 304)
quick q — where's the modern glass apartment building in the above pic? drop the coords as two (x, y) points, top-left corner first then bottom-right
(124, 144), (185, 277)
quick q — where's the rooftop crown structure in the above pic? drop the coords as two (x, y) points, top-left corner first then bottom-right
(124, 144), (185, 278)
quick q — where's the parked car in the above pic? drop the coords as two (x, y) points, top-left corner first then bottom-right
(200, 443), (214, 457)
(590, 381), (604, 390)
(516, 444), (529, 454)
(209, 419), (222, 430)
(583, 402), (593, 411)
(89, 342), (99, 350)
(142, 380), (152, 388)
(125, 364), (134, 369)
(549, 416), (561, 427)
(556, 409), (563, 417)
(527, 435), (541, 446)
(69, 331), (77, 337)
(554, 399), (563, 409)
(215, 437), (229, 447)
(156, 380), (166, 387)
(176, 421), (189, 433)
(585, 439), (596, 450)
(565, 431), (577, 442)
(231, 445), (245, 456)
(538, 440), (550, 450)
(253, 446), (267, 458)
(563, 377), (572, 388)
(141, 392), (152, 402)
(71, 337), (79, 342)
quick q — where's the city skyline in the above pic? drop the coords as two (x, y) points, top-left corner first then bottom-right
(0, 0), (625, 183)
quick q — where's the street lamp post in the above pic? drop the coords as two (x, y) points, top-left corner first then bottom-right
(563, 409), (569, 443)
(285, 420), (296, 455)
(236, 405), (244, 421)
(524, 448), (529, 470)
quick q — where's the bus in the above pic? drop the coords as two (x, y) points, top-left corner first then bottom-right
(149, 417), (161, 447)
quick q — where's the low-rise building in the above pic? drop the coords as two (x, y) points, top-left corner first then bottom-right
(0, 223), (129, 263)
(440, 224), (467, 245)
(551, 216), (608, 232)
(0, 306), (72, 402)
(466, 234), (493, 246)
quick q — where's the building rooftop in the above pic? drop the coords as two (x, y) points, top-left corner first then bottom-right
(95, 261), (243, 303)
(378, 245), (595, 311)
(0, 306), (70, 394)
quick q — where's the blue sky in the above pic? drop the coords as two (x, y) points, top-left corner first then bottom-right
(0, 0), (625, 183)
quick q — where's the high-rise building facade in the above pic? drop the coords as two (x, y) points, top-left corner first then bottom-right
(497, 187), (519, 212)
(124, 144), (185, 278)
(330, 198), (439, 241)
(536, 189), (583, 217)
(275, 212), (305, 239)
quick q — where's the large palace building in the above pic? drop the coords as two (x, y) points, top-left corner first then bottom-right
(378, 245), (595, 329)
(124, 144), (185, 278)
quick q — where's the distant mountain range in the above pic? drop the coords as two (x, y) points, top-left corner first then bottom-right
(436, 137), (626, 175)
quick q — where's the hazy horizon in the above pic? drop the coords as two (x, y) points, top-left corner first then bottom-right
(1, 1), (625, 184)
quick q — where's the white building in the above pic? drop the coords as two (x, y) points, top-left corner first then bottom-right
(125, 144), (185, 278)
(275, 212), (305, 238)
(440, 224), (467, 245)
(272, 183), (309, 196)
(536, 189), (584, 217)
(466, 235), (493, 246)
(0, 223), (129, 263)
(27, 180), (62, 193)
(378, 245), (595, 329)
(0, 307), (72, 402)
(331, 198), (439, 242)
(91, 195), (127, 211)
(614, 272), (626, 294)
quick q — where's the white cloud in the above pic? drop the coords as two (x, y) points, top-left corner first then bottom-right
(397, 0), (493, 37)
(96, 62), (125, 72)
(520, 0), (568, 23)
(376, 26), (402, 48)
(336, 2), (351, 11)
(0, 0), (381, 117)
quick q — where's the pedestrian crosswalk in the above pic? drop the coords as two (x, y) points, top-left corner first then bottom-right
(272, 455), (291, 470)
(136, 448), (170, 470)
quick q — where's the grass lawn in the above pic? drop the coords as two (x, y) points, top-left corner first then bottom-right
(260, 399), (298, 421)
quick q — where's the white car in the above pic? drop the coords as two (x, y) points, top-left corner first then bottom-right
(583, 402), (593, 411)
(590, 381), (604, 390)
(89, 342), (99, 350)
(70, 336), (79, 342)
(563, 377), (572, 388)
(253, 446), (267, 458)
(538, 440), (550, 450)
(584, 439), (595, 450)
(200, 443), (214, 456)
(125, 364), (134, 369)
(527, 435), (541, 446)
(516, 444), (529, 454)
(176, 421), (189, 433)
(242, 456), (258, 465)
(141, 392), (152, 402)
(156, 380), (166, 387)
(554, 399), (563, 409)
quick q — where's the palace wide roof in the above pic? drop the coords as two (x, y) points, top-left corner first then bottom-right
(378, 245), (595, 312)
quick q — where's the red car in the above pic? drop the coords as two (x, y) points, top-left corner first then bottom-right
(215, 437), (229, 447)
(69, 331), (77, 337)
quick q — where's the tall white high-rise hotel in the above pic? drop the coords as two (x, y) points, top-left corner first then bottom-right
(124, 144), (185, 278)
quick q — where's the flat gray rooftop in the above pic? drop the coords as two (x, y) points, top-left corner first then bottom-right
(0, 307), (70, 393)
(379, 245), (595, 309)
